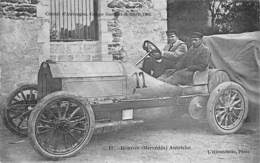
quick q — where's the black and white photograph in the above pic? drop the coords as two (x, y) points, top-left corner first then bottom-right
(0, 0), (259, 162)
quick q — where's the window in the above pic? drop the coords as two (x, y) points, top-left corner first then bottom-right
(50, 0), (99, 41)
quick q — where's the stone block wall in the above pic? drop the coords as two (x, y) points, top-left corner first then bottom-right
(1, 0), (168, 101)
(0, 18), (44, 97)
(0, 0), (39, 19)
(0, 18), (43, 130)
(104, 0), (167, 63)
(0, 1), (47, 128)
(0, 0), (168, 128)
(49, 0), (167, 63)
(50, 41), (102, 62)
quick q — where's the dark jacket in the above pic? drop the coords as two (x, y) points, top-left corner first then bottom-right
(176, 43), (210, 72)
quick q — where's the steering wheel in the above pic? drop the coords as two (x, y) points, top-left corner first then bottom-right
(136, 40), (162, 65)
(143, 40), (161, 54)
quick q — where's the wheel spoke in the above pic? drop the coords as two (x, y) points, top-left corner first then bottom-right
(56, 102), (62, 119)
(22, 110), (31, 116)
(63, 133), (69, 149)
(10, 111), (24, 120)
(231, 99), (241, 107)
(15, 110), (31, 119)
(45, 107), (58, 119)
(63, 102), (70, 119)
(20, 91), (28, 103)
(70, 116), (88, 124)
(9, 104), (31, 108)
(216, 106), (225, 110)
(39, 118), (55, 125)
(219, 96), (225, 105)
(10, 109), (31, 120)
(17, 117), (25, 128)
(219, 113), (227, 125)
(231, 111), (239, 118)
(233, 106), (242, 110)
(37, 126), (53, 135)
(29, 89), (33, 100)
(229, 112), (238, 123)
(53, 130), (59, 152)
(38, 129), (52, 135)
(14, 94), (22, 102)
(25, 113), (30, 120)
(227, 89), (232, 102)
(68, 107), (81, 120)
(216, 110), (226, 118)
(37, 125), (54, 129)
(11, 98), (19, 104)
(43, 129), (55, 146)
(230, 92), (237, 104)
(65, 129), (79, 143)
(8, 108), (24, 115)
(70, 127), (86, 132)
(224, 113), (229, 126)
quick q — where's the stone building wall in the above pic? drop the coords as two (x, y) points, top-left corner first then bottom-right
(0, 0), (50, 128)
(49, 0), (167, 63)
(0, 19), (40, 95)
(0, 0), (167, 95)
(0, 0), (167, 128)
(0, 0), (38, 19)
(0, 0), (43, 128)
(105, 0), (167, 63)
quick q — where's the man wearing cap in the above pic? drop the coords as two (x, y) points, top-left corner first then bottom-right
(161, 32), (210, 85)
(142, 30), (187, 78)
(162, 30), (188, 63)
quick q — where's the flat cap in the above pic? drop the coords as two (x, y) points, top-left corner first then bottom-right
(166, 30), (178, 36)
(191, 32), (203, 38)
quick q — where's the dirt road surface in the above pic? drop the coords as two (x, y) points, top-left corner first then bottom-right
(0, 107), (259, 163)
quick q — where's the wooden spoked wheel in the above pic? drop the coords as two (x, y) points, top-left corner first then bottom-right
(207, 82), (248, 134)
(3, 84), (38, 136)
(28, 92), (95, 160)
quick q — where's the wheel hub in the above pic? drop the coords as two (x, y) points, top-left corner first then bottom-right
(55, 119), (69, 130)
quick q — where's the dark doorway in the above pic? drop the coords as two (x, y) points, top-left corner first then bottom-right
(167, 0), (209, 44)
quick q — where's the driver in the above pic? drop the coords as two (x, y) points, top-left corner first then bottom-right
(160, 32), (210, 85)
(141, 30), (188, 78)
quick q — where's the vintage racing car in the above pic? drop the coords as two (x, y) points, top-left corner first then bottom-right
(2, 39), (248, 160)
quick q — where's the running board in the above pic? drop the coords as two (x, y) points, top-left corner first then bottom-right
(95, 120), (144, 129)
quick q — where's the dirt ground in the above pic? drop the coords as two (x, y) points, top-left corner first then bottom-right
(0, 107), (259, 163)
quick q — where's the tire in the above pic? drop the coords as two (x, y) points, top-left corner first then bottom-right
(208, 70), (230, 93)
(28, 91), (95, 160)
(188, 96), (208, 122)
(3, 84), (38, 137)
(207, 82), (248, 134)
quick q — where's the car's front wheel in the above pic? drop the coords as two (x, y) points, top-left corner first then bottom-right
(28, 92), (95, 160)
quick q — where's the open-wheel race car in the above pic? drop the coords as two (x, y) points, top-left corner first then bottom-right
(3, 39), (248, 160)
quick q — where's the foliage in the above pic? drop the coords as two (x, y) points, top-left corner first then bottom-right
(208, 0), (259, 33)
(167, 0), (209, 42)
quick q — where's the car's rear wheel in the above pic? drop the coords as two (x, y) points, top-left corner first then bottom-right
(28, 92), (95, 160)
(207, 82), (248, 134)
(3, 84), (38, 137)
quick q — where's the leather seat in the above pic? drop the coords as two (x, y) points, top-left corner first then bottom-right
(193, 67), (209, 85)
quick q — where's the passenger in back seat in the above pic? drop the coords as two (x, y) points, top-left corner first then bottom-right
(159, 32), (210, 85)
